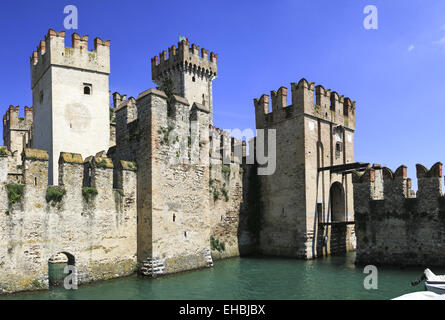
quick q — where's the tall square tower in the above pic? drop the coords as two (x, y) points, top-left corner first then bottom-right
(254, 78), (357, 259)
(30, 29), (111, 185)
(151, 39), (217, 124)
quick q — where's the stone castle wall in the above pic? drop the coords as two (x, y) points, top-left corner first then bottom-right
(1, 29), (366, 294)
(208, 126), (256, 260)
(112, 88), (257, 274)
(353, 163), (445, 266)
(113, 89), (214, 276)
(0, 148), (137, 294)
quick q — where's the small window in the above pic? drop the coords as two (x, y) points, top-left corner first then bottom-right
(192, 76), (196, 82)
(39, 91), (44, 104)
(83, 83), (92, 95)
(317, 202), (323, 223)
(335, 142), (343, 158)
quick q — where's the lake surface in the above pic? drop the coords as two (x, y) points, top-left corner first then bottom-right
(1, 252), (438, 300)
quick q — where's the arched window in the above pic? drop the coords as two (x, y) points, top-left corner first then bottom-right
(83, 83), (92, 95)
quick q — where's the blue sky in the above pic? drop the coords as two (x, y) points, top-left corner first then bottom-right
(1, 0), (445, 185)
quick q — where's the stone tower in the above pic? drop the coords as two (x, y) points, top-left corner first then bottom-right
(30, 29), (111, 185)
(3, 106), (33, 173)
(254, 78), (356, 259)
(151, 39), (218, 124)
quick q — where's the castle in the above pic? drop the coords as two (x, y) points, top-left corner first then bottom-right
(0, 28), (361, 294)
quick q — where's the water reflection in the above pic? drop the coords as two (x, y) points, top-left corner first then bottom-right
(1, 252), (441, 300)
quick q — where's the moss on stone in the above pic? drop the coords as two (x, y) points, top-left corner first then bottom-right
(0, 147), (8, 157)
(221, 164), (231, 177)
(82, 187), (98, 203)
(45, 186), (66, 205)
(221, 184), (229, 202)
(159, 126), (174, 146)
(120, 160), (137, 171)
(59, 152), (83, 164)
(23, 148), (49, 161)
(94, 157), (113, 169)
(210, 236), (226, 252)
(213, 189), (220, 201)
(6, 184), (24, 205)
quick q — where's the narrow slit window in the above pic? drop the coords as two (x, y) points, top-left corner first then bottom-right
(335, 142), (343, 158)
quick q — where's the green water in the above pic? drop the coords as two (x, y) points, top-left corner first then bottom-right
(1, 252), (438, 300)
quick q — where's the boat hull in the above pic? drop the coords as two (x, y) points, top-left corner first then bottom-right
(425, 282), (445, 295)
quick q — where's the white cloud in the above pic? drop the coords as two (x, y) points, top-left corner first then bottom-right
(408, 45), (415, 52)
(433, 35), (445, 49)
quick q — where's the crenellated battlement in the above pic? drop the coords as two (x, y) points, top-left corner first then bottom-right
(254, 78), (356, 130)
(352, 162), (444, 215)
(353, 162), (445, 266)
(30, 29), (110, 89)
(0, 148), (137, 197)
(2, 105), (33, 132)
(209, 125), (245, 165)
(0, 147), (137, 293)
(150, 39), (217, 125)
(2, 106), (33, 175)
(151, 39), (217, 81)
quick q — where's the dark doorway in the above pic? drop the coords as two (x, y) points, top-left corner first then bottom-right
(329, 182), (347, 255)
(48, 252), (75, 287)
(330, 182), (345, 222)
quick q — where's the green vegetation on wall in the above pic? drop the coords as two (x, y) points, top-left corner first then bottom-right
(82, 187), (98, 203)
(157, 77), (177, 116)
(159, 126), (174, 146)
(6, 184), (24, 205)
(213, 189), (220, 201)
(221, 164), (231, 178)
(45, 186), (66, 205)
(210, 236), (226, 252)
(96, 159), (109, 168)
(221, 184), (229, 202)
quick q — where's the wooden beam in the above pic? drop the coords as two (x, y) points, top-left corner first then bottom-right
(318, 162), (370, 173)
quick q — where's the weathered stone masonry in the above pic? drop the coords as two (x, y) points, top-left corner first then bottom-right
(111, 87), (255, 276)
(0, 148), (137, 294)
(0, 28), (365, 293)
(254, 79), (356, 259)
(353, 162), (445, 266)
